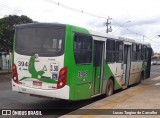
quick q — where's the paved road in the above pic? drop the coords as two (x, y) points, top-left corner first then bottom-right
(61, 75), (160, 118)
(0, 66), (160, 117)
(0, 75), (105, 117)
(150, 65), (160, 79)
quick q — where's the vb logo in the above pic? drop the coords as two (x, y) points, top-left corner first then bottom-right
(2, 110), (11, 115)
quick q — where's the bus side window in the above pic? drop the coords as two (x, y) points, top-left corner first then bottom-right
(141, 45), (145, 60)
(74, 33), (92, 64)
(144, 46), (148, 61)
(136, 44), (142, 61)
(106, 39), (115, 63)
(115, 41), (123, 62)
(132, 44), (136, 61)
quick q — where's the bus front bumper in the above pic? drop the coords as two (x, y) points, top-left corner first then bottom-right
(11, 79), (70, 100)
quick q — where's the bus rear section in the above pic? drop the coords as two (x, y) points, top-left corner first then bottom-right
(12, 23), (70, 100)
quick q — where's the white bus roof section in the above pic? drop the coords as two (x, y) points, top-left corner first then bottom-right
(88, 30), (151, 47)
(92, 36), (106, 41)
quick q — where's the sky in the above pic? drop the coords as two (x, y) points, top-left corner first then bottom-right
(0, 0), (160, 53)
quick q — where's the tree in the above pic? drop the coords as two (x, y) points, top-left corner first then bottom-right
(0, 15), (33, 53)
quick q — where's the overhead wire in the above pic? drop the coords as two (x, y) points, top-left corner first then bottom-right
(44, 0), (160, 46)
(43, 0), (108, 19)
(1, 0), (160, 46)
(112, 18), (160, 45)
(0, 4), (21, 17)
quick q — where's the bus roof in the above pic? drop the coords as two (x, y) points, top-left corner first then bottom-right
(88, 30), (151, 47)
(67, 23), (151, 47)
(16, 23), (151, 47)
(16, 23), (65, 28)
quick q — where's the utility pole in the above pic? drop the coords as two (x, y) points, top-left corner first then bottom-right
(106, 16), (112, 33)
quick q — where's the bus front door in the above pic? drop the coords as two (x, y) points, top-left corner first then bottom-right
(93, 40), (104, 95)
(123, 44), (131, 86)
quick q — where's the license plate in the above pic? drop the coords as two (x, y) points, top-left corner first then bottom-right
(33, 81), (42, 86)
(21, 88), (26, 92)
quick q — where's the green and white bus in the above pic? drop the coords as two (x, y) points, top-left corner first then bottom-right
(12, 23), (152, 100)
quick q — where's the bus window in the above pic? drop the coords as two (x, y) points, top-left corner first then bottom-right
(144, 46), (148, 61)
(15, 26), (65, 56)
(74, 33), (92, 64)
(115, 41), (123, 62)
(132, 44), (137, 61)
(106, 39), (115, 63)
(141, 45), (145, 60)
(136, 44), (142, 60)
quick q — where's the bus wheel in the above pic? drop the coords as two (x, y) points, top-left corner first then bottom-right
(106, 79), (114, 96)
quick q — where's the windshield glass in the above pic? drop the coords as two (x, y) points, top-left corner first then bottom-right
(15, 26), (65, 56)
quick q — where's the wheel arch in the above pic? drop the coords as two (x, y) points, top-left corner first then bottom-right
(107, 76), (115, 90)
(105, 76), (115, 96)
(141, 70), (144, 80)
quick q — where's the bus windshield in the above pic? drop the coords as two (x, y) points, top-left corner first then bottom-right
(15, 26), (65, 57)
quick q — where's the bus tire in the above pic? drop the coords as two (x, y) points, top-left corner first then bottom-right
(106, 79), (114, 97)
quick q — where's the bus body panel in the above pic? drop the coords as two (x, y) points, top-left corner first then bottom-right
(12, 23), (152, 100)
(108, 63), (123, 89)
(103, 63), (122, 92)
(13, 52), (64, 89)
(12, 80), (69, 99)
(64, 25), (93, 100)
(12, 23), (70, 99)
(129, 61), (143, 85)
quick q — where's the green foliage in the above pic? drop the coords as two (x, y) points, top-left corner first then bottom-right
(0, 21), (3, 36)
(0, 15), (33, 52)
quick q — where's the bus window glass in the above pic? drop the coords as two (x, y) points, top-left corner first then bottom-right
(115, 41), (123, 62)
(16, 26), (65, 56)
(141, 45), (145, 60)
(136, 44), (141, 60)
(52, 39), (57, 49)
(106, 39), (115, 62)
(58, 39), (62, 49)
(74, 33), (92, 64)
(132, 44), (136, 61)
(145, 47), (148, 61)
